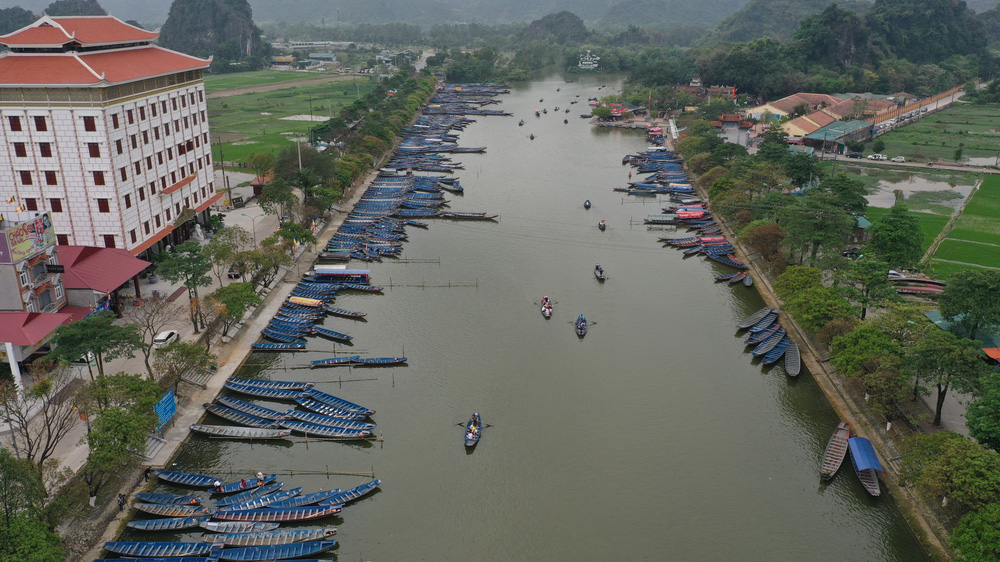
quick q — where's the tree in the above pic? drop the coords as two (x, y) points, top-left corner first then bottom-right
(0, 375), (79, 472)
(0, 515), (63, 562)
(940, 269), (1000, 340)
(205, 283), (261, 337)
(156, 242), (212, 333)
(779, 193), (855, 265)
(955, 142), (965, 163)
(865, 203), (923, 269)
(0, 8), (37, 36)
(951, 502), (1000, 561)
(45, 0), (105, 16)
(47, 311), (143, 377)
(831, 323), (903, 377)
(911, 328), (991, 426)
(0, 449), (45, 526)
(774, 265), (823, 300)
(274, 222), (317, 256)
(967, 375), (1000, 453)
(203, 226), (252, 285)
(819, 173), (868, 213)
(872, 138), (885, 153)
(79, 372), (160, 414)
(121, 299), (184, 379)
(902, 431), (1000, 515)
(739, 221), (784, 261)
(153, 342), (216, 387)
(836, 258), (898, 319)
(259, 179), (298, 220)
(786, 286), (852, 332)
(245, 151), (276, 181)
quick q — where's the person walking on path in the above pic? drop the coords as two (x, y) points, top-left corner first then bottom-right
(117, 494), (126, 512)
(144, 467), (151, 482)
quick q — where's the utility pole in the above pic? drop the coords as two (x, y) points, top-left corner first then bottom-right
(297, 138), (302, 171)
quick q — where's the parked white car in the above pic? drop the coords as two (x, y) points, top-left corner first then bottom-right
(153, 330), (179, 348)
(867, 154), (888, 161)
(891, 156), (905, 163)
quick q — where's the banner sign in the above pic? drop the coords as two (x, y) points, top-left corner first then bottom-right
(0, 213), (55, 264)
(154, 388), (176, 431)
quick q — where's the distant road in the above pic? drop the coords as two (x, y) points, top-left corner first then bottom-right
(823, 154), (1000, 174)
(207, 73), (362, 99)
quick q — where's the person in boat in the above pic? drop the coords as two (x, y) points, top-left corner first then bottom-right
(596, 264), (602, 274)
(214, 480), (223, 492)
(240, 478), (247, 489)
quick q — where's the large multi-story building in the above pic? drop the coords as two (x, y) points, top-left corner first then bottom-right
(0, 15), (219, 258)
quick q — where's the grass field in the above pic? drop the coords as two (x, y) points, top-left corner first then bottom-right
(207, 76), (375, 163)
(927, 175), (1000, 276)
(876, 103), (1000, 163)
(863, 207), (950, 255)
(203, 70), (335, 93)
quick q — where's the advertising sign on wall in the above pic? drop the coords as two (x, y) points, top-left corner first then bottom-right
(0, 213), (55, 265)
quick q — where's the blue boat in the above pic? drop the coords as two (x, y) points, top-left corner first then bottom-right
(748, 311), (780, 333)
(152, 470), (216, 488)
(326, 307), (366, 319)
(204, 527), (338, 547)
(102, 542), (218, 558)
(339, 282), (384, 293)
(283, 409), (376, 430)
(294, 397), (371, 420)
(351, 356), (407, 367)
(272, 315), (315, 325)
(752, 329), (787, 356)
(205, 404), (280, 429)
(251, 342), (306, 351)
(212, 474), (277, 495)
(224, 381), (302, 400)
(127, 516), (210, 532)
(262, 330), (307, 345)
(300, 389), (374, 416)
(216, 396), (285, 421)
(310, 355), (362, 367)
(134, 492), (201, 505)
(576, 314), (588, 337)
(278, 419), (373, 439)
(317, 479), (381, 506)
(465, 413), (482, 447)
(216, 540), (338, 561)
(200, 521), (280, 533)
(218, 488), (302, 511)
(312, 327), (353, 342)
(762, 336), (792, 365)
(745, 325), (783, 346)
(266, 488), (342, 509)
(227, 378), (314, 391)
(705, 252), (749, 270)
(848, 436), (883, 496)
(95, 559), (218, 562)
(210, 504), (342, 522)
(214, 483), (285, 507)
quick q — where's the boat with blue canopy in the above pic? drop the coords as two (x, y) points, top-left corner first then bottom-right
(216, 539), (338, 561)
(848, 437), (883, 496)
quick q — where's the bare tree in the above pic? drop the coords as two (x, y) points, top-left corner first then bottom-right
(122, 298), (184, 379)
(204, 226), (253, 286)
(0, 367), (80, 477)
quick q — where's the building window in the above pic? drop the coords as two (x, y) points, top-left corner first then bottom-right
(203, 133), (208, 143)
(154, 215), (161, 227)
(146, 156), (153, 169)
(112, 114), (119, 129)
(138, 186), (145, 201)
(183, 116), (189, 128)
(88, 143), (100, 158)
(115, 139), (123, 154)
(201, 187), (206, 197)
(103, 235), (116, 248)
(119, 168), (127, 181)
(181, 96), (187, 108)
(149, 181), (156, 195)
(150, 104), (157, 117)
(194, 193), (199, 203)
(142, 130), (149, 144)
(126, 109), (134, 124)
(163, 123), (169, 135)
(139, 106), (145, 120)
(19, 171), (32, 185)
(25, 198), (37, 211)
(124, 194), (132, 208)
(184, 197), (190, 208)
(13, 142), (26, 157)
(25, 300), (35, 313)
(154, 128), (160, 140)
(54, 284), (63, 300)
(167, 148), (173, 160)
(190, 93), (195, 105)
(175, 203), (181, 214)
(157, 152), (163, 165)
(172, 98), (177, 111)
(134, 162), (141, 175)
(97, 199), (110, 213)
(18, 270), (28, 287)
(174, 119), (180, 132)
(177, 143), (185, 156)
(130, 135), (137, 149)
(8, 116), (22, 131)
(83, 116), (96, 131)
(165, 209), (171, 220)
(201, 109), (206, 120)
(144, 221), (150, 234)
(33, 116), (46, 131)
(44, 171), (56, 185)
(49, 198), (62, 212)
(189, 163), (195, 175)
(56, 234), (68, 245)
(130, 230), (137, 243)
(199, 91), (204, 102)
(161, 101), (167, 113)
(93, 171), (105, 185)
(171, 171), (177, 183)
(39, 142), (52, 157)
(160, 177), (166, 189)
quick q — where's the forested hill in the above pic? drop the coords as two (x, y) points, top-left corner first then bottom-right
(699, 0), (873, 44)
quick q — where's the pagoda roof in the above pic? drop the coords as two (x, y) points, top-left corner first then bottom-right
(0, 15), (158, 48)
(0, 45), (210, 87)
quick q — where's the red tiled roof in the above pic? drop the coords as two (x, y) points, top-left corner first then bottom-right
(57, 245), (150, 293)
(0, 311), (73, 346)
(0, 46), (209, 86)
(162, 175), (196, 195)
(60, 306), (96, 323)
(0, 16), (158, 47)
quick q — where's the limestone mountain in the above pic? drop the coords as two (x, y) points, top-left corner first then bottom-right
(159, 0), (268, 66)
(45, 0), (106, 16)
(700, 0), (872, 44)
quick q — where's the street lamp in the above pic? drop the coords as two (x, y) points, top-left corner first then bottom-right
(241, 213), (265, 247)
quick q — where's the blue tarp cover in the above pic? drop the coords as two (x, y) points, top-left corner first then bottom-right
(848, 437), (884, 473)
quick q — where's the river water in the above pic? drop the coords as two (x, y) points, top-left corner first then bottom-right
(130, 74), (928, 561)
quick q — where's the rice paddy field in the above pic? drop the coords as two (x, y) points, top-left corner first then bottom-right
(927, 175), (1000, 278)
(205, 71), (375, 163)
(876, 103), (1000, 164)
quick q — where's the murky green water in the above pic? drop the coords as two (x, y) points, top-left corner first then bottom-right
(128, 74), (928, 561)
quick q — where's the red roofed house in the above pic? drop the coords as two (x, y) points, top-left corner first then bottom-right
(0, 15), (220, 259)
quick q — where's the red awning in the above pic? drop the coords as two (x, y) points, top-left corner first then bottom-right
(196, 192), (223, 213)
(162, 175), (196, 195)
(0, 312), (73, 346)
(129, 226), (174, 256)
(58, 246), (151, 291)
(984, 348), (1000, 361)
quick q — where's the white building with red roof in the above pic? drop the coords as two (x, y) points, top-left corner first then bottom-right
(0, 15), (220, 258)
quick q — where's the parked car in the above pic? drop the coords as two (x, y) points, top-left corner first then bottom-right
(891, 156), (905, 163)
(227, 265), (242, 280)
(867, 154), (888, 161)
(153, 330), (179, 348)
(846, 152), (864, 159)
(842, 246), (862, 257)
(888, 270), (906, 279)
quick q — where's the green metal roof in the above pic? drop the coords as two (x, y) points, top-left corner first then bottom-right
(925, 311), (1000, 349)
(804, 120), (873, 141)
(854, 215), (872, 229)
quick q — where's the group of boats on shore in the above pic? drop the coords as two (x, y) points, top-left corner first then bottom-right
(819, 422), (885, 497)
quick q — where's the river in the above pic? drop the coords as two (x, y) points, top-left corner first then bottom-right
(128, 74), (928, 561)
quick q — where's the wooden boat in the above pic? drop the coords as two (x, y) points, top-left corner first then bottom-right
(224, 381), (302, 400)
(213, 474), (277, 495)
(326, 307), (366, 319)
(279, 419), (373, 439)
(251, 342), (306, 351)
(133, 502), (212, 517)
(153, 470), (216, 488)
(318, 251), (352, 261)
(575, 314), (588, 337)
(205, 527), (338, 547)
(218, 488), (303, 512)
(216, 396), (285, 420)
(848, 437), (883, 496)
(748, 310), (780, 333)
(216, 540), (338, 561)
(584, 200), (591, 209)
(598, 220), (606, 231)
(262, 330), (307, 345)
(752, 330), (787, 357)
(267, 489), (342, 509)
(205, 404), (280, 429)
(594, 265), (607, 281)
(745, 325), (782, 346)
(190, 424), (291, 440)
(214, 483), (285, 507)
(127, 516), (210, 532)
(134, 492), (201, 505)
(294, 397), (371, 420)
(227, 378), (314, 391)
(352, 356), (407, 367)
(821, 422), (850, 481)
(784, 341), (801, 377)
(743, 274), (754, 287)
(737, 307), (772, 329)
(762, 336), (792, 365)
(300, 389), (374, 416)
(339, 282), (383, 293)
(541, 304), (552, 318)
(283, 410), (375, 430)
(211, 504), (342, 522)
(102, 542), (217, 558)
(715, 272), (741, 283)
(317, 479), (381, 506)
(728, 272), (747, 284)
(200, 521), (280, 533)
(465, 413), (482, 447)
(313, 327), (353, 342)
(310, 355), (362, 367)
